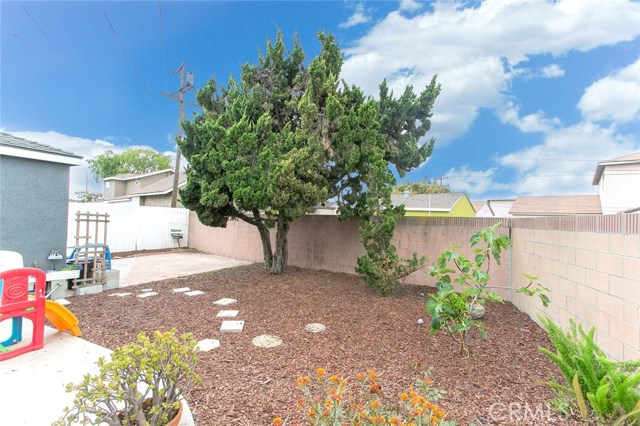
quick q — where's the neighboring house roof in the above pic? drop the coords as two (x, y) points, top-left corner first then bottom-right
(104, 169), (174, 181)
(128, 173), (187, 196)
(510, 195), (602, 216)
(391, 192), (466, 212)
(0, 132), (82, 165)
(471, 201), (487, 214)
(592, 152), (640, 185)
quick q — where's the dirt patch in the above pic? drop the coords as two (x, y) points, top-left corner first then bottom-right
(67, 264), (587, 426)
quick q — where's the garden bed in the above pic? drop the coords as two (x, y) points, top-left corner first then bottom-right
(68, 263), (588, 426)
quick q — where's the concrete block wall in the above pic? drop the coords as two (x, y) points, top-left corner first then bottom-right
(510, 215), (640, 361)
(188, 213), (510, 288)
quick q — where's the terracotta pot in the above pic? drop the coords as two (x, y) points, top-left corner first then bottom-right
(166, 400), (183, 426)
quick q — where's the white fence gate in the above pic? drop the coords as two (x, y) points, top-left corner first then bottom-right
(67, 202), (190, 254)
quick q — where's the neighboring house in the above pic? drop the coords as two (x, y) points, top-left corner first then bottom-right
(509, 195), (602, 216)
(103, 169), (173, 200)
(0, 132), (82, 269)
(592, 152), (640, 214)
(390, 192), (475, 217)
(104, 170), (186, 207)
(472, 199), (515, 217)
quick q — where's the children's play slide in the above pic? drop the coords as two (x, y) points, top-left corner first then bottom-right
(44, 300), (82, 337)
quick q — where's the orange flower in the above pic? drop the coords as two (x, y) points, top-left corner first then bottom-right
(400, 392), (409, 401)
(316, 368), (326, 377)
(370, 399), (380, 408)
(355, 373), (365, 381)
(273, 418), (283, 426)
(330, 374), (340, 383)
(370, 382), (383, 396)
(367, 369), (378, 380)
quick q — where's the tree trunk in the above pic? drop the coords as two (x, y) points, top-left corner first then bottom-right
(269, 212), (290, 275)
(257, 222), (274, 271)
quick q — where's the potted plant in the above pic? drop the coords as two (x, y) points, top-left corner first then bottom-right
(54, 329), (201, 426)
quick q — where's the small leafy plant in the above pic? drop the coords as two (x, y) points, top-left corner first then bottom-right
(425, 223), (549, 357)
(275, 368), (456, 425)
(54, 329), (201, 426)
(539, 316), (640, 424)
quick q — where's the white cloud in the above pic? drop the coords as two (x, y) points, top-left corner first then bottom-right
(498, 121), (638, 195)
(399, 0), (421, 12)
(498, 102), (561, 133)
(578, 57), (640, 123)
(541, 64), (565, 78)
(0, 129), (174, 198)
(339, 2), (371, 29)
(341, 0), (640, 145)
(446, 165), (509, 194)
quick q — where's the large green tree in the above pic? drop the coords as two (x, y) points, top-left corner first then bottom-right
(88, 148), (171, 180)
(393, 177), (450, 195)
(180, 32), (440, 275)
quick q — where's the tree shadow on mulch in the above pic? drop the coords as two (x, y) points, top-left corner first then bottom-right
(68, 264), (587, 426)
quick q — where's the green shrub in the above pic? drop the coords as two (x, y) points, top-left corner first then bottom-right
(539, 316), (640, 424)
(426, 223), (549, 357)
(55, 329), (201, 426)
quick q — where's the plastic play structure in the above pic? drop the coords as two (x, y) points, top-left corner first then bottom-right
(1, 267), (83, 361)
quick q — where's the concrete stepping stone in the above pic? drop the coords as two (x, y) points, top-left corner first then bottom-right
(196, 339), (220, 352)
(173, 287), (191, 293)
(141, 288), (154, 292)
(213, 298), (237, 306)
(216, 310), (239, 318)
(185, 290), (205, 297)
(305, 323), (326, 333)
(56, 299), (71, 306)
(137, 292), (158, 298)
(252, 335), (282, 348)
(108, 292), (132, 297)
(220, 320), (244, 333)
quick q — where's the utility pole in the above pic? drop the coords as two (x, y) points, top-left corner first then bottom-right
(161, 63), (194, 208)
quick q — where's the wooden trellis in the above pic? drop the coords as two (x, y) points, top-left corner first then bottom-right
(71, 212), (110, 287)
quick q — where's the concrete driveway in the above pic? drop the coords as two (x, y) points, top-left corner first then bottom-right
(112, 251), (252, 287)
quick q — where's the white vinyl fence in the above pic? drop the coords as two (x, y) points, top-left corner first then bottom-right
(67, 202), (189, 254)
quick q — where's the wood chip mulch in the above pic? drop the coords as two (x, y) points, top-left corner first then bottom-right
(66, 263), (589, 426)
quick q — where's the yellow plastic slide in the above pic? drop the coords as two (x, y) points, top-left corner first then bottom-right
(44, 300), (82, 337)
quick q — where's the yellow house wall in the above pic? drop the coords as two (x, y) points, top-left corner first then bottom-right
(403, 196), (476, 218)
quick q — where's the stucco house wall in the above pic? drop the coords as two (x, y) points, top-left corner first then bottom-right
(0, 156), (72, 269)
(598, 163), (640, 214)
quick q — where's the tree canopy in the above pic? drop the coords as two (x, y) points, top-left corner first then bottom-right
(393, 178), (450, 195)
(88, 148), (171, 180)
(179, 32), (440, 277)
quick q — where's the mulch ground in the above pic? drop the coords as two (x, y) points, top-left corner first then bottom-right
(66, 263), (589, 426)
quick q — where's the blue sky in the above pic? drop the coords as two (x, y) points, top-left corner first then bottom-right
(2, 0), (639, 200)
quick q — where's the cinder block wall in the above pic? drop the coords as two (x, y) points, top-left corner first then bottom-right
(188, 213), (510, 287)
(509, 215), (640, 361)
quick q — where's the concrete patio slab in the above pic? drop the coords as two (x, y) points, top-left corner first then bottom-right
(0, 324), (195, 426)
(112, 252), (251, 288)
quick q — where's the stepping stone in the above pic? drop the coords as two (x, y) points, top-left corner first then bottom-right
(305, 323), (326, 333)
(141, 288), (154, 292)
(252, 335), (283, 348)
(185, 290), (205, 297)
(108, 292), (132, 297)
(220, 320), (244, 333)
(56, 299), (71, 306)
(213, 298), (237, 306)
(173, 287), (191, 293)
(196, 339), (220, 352)
(137, 292), (158, 298)
(216, 310), (239, 318)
